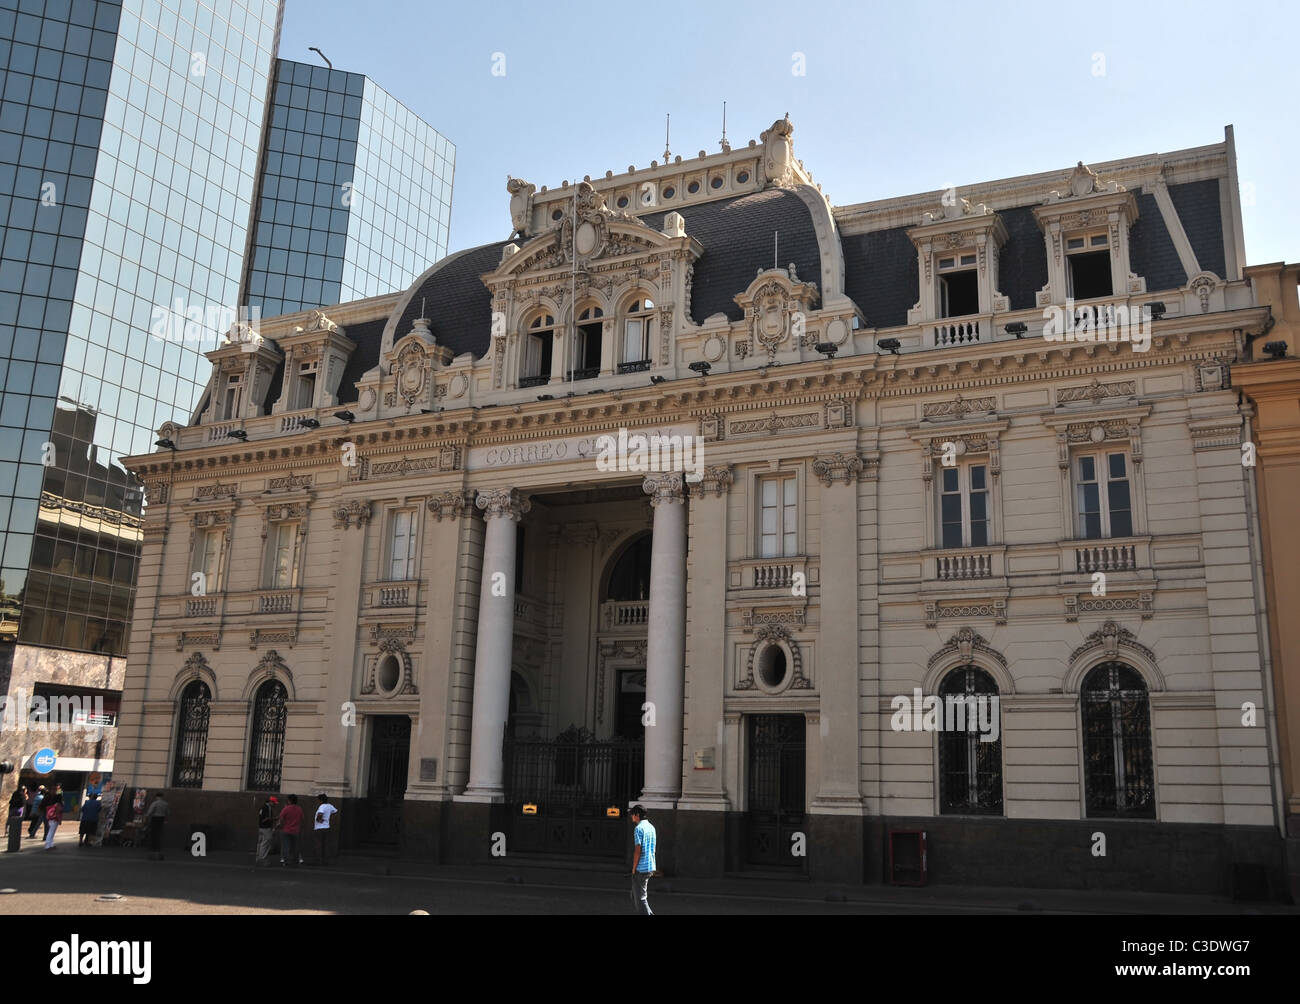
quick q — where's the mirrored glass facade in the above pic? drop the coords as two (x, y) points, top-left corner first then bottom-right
(0, 0), (281, 656)
(243, 58), (453, 318)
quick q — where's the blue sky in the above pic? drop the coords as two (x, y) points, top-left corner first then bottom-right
(281, 0), (1299, 267)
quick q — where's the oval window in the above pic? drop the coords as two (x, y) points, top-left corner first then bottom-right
(377, 654), (401, 694)
(757, 644), (788, 690)
(736, 170), (750, 184)
(687, 180), (700, 194)
(710, 176), (724, 189)
(662, 186), (675, 199)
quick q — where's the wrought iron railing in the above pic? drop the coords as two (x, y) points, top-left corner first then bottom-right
(618, 359), (651, 374)
(518, 375), (549, 388)
(503, 734), (644, 810)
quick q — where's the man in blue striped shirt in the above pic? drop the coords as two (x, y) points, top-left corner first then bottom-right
(629, 805), (656, 915)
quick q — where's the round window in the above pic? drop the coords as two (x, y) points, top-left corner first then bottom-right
(687, 180), (700, 194)
(662, 186), (675, 199)
(377, 654), (401, 694)
(710, 176), (724, 189)
(756, 643), (789, 690)
(736, 170), (750, 184)
(617, 195), (629, 208)
(551, 208), (563, 221)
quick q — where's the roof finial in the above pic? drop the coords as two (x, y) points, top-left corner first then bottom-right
(663, 113), (671, 162)
(420, 297), (426, 319)
(720, 101), (730, 153)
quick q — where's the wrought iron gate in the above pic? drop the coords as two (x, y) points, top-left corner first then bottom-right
(503, 727), (643, 857)
(362, 716), (410, 845)
(746, 714), (806, 867)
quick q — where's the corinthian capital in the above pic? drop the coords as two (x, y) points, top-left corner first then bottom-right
(427, 489), (477, 522)
(642, 472), (686, 506)
(475, 488), (531, 521)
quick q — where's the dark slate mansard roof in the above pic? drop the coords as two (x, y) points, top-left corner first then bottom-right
(237, 179), (1223, 410)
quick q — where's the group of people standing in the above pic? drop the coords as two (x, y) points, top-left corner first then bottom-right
(5, 783), (114, 851)
(255, 793), (338, 868)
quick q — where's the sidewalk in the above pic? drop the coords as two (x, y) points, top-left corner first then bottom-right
(37, 829), (1292, 915)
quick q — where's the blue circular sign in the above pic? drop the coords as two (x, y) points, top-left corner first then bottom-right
(32, 749), (56, 774)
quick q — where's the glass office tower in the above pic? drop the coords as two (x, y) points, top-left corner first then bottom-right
(241, 57), (454, 318)
(0, 0), (282, 660)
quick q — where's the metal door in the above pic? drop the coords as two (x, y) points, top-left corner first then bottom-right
(363, 716), (410, 845)
(746, 714), (806, 867)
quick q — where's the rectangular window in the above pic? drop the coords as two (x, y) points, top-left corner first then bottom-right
(1076, 452), (1132, 539)
(192, 527), (224, 593)
(295, 363), (316, 410)
(758, 476), (798, 558)
(266, 523), (300, 589)
(623, 318), (648, 363)
(388, 510), (417, 581)
(939, 463), (989, 548)
(222, 375), (241, 420)
(1066, 232), (1112, 300)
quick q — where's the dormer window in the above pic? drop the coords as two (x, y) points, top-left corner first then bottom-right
(1066, 231), (1113, 300)
(939, 253), (979, 318)
(620, 297), (654, 373)
(521, 312), (555, 388)
(571, 305), (603, 380)
(295, 360), (318, 411)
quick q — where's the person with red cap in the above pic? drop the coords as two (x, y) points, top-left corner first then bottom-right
(255, 795), (278, 868)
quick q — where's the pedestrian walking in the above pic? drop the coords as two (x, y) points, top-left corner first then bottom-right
(275, 793), (303, 867)
(629, 804), (657, 916)
(311, 793), (337, 865)
(144, 791), (169, 857)
(43, 792), (63, 850)
(78, 794), (101, 848)
(255, 795), (278, 867)
(26, 785), (44, 838)
(7, 786), (26, 853)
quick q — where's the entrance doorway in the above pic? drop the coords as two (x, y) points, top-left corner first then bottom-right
(362, 716), (410, 846)
(745, 714), (806, 868)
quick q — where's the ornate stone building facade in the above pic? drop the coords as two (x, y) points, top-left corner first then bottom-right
(116, 120), (1287, 892)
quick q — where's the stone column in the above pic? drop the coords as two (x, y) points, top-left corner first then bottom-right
(461, 488), (529, 801)
(640, 473), (688, 805)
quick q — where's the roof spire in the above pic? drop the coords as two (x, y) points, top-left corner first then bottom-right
(663, 113), (671, 162)
(720, 101), (730, 153)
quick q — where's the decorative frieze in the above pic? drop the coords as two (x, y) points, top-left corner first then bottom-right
(249, 628), (297, 649)
(194, 482), (239, 501)
(729, 410), (820, 436)
(268, 474), (312, 492)
(1056, 379), (1136, 404)
(924, 600), (1007, 628)
(176, 632), (220, 652)
(922, 394), (997, 419)
(1064, 593), (1154, 622)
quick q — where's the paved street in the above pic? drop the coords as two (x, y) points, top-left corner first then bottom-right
(0, 825), (1293, 915)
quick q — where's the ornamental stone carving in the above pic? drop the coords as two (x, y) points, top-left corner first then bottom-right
(697, 465), (734, 498)
(812, 452), (866, 486)
(760, 115), (795, 187)
(506, 176), (536, 237)
(1069, 619), (1155, 666)
(393, 340), (429, 408)
(333, 499), (372, 529)
(476, 488), (531, 521)
(642, 472), (686, 506)
(926, 626), (1008, 672)
(426, 490), (477, 522)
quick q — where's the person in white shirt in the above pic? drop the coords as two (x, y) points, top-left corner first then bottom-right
(311, 793), (338, 866)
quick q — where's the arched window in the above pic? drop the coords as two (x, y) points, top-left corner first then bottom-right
(520, 312), (555, 387)
(172, 680), (211, 789)
(247, 679), (288, 791)
(619, 297), (655, 372)
(606, 534), (652, 602)
(937, 666), (1003, 815)
(1082, 662), (1155, 818)
(571, 304), (602, 379)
